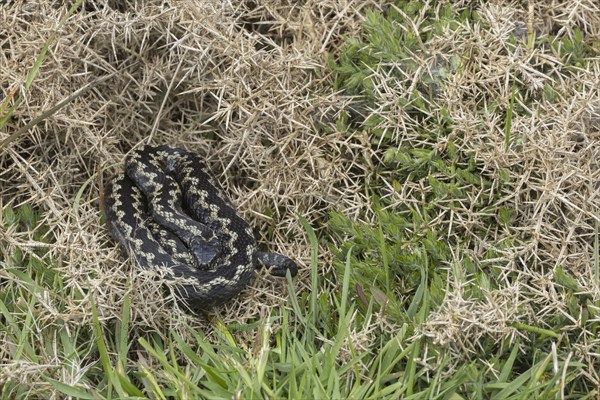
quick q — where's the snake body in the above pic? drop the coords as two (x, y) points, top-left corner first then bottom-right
(104, 145), (297, 310)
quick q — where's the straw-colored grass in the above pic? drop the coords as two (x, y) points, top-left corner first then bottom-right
(1, 0), (378, 322)
(1, 0), (599, 397)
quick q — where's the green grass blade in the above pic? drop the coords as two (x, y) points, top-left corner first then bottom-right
(46, 378), (99, 399)
(298, 213), (319, 332)
(504, 88), (516, 150)
(340, 245), (353, 316)
(90, 294), (124, 397)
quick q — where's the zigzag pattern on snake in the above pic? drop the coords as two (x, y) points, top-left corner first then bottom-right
(104, 144), (298, 310)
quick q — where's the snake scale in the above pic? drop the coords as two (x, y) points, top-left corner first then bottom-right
(104, 144), (298, 310)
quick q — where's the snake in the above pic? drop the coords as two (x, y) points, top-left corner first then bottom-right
(104, 144), (298, 310)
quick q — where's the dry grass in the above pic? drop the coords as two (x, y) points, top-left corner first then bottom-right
(0, 0), (380, 328)
(422, 2), (599, 354)
(1, 0), (599, 392)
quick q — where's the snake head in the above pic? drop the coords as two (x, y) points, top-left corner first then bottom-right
(189, 236), (220, 267)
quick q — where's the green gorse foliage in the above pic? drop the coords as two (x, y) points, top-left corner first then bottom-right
(325, 0), (600, 396)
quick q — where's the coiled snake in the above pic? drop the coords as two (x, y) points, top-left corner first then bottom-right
(104, 145), (298, 310)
